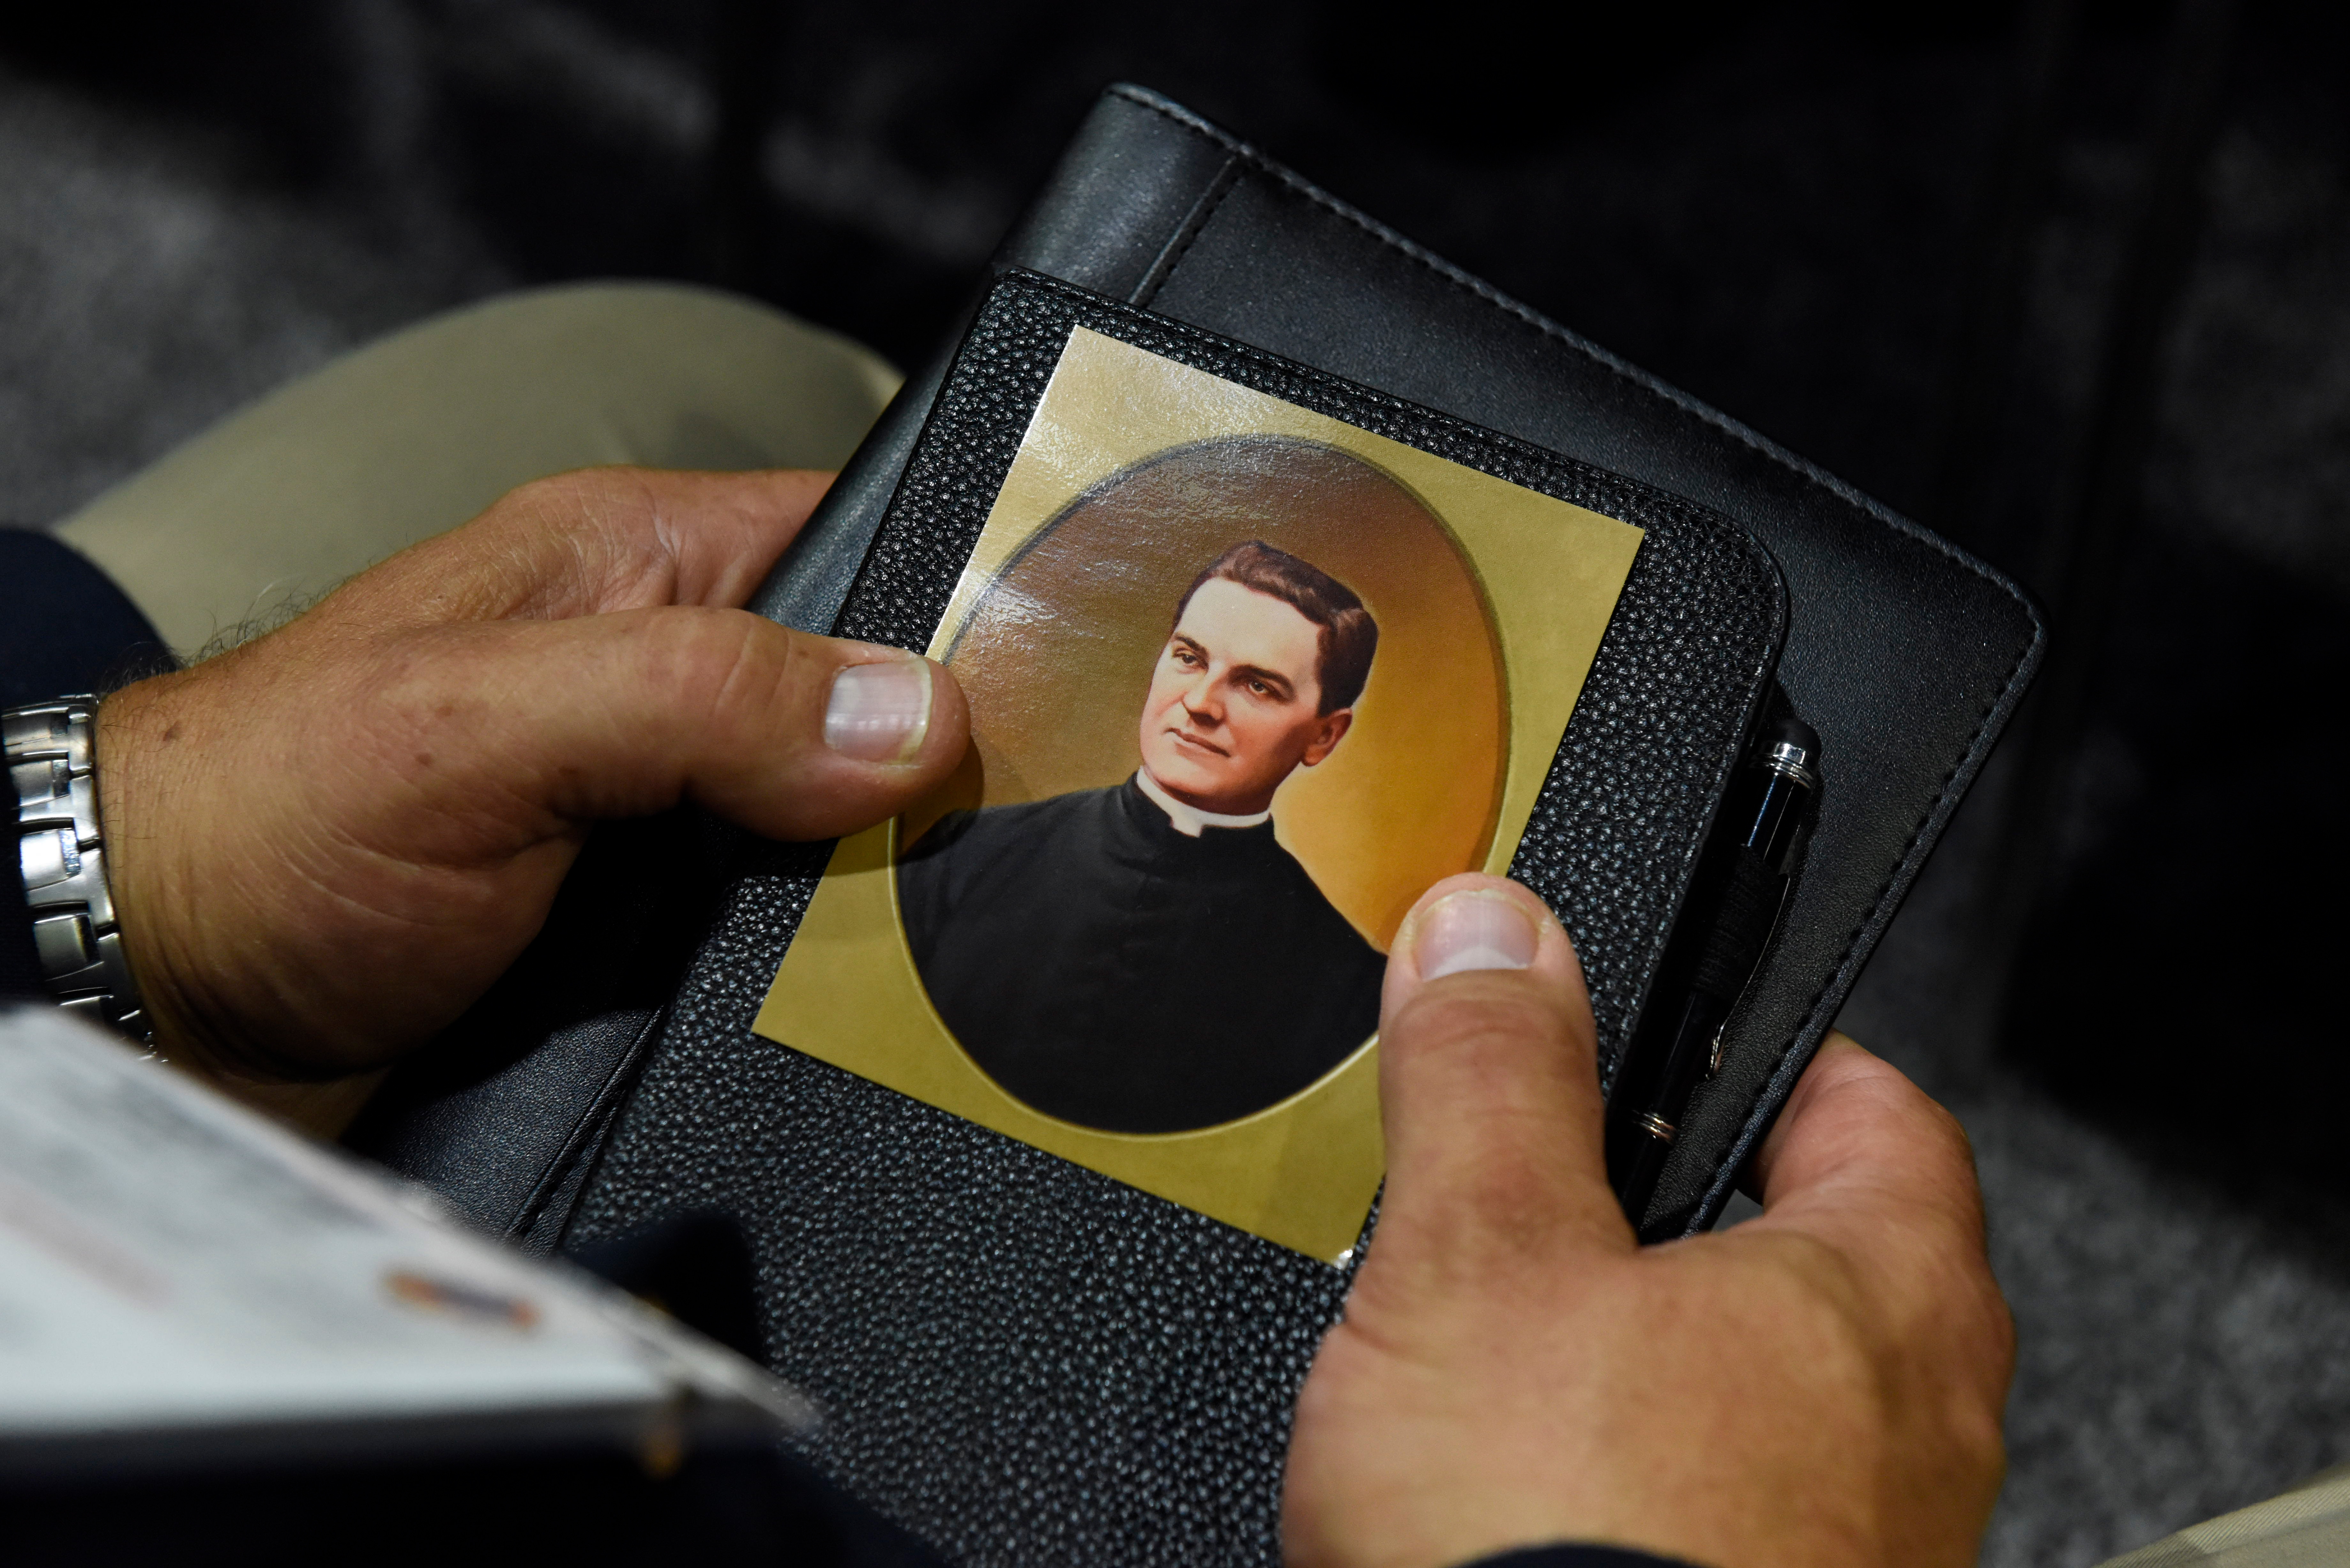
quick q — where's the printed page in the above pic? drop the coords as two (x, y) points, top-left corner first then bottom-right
(0, 1006), (807, 1465)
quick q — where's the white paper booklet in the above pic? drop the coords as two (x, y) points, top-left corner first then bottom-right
(0, 1006), (809, 1475)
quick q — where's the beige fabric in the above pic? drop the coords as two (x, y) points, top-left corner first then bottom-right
(2098, 1466), (2350, 1567)
(56, 282), (900, 656)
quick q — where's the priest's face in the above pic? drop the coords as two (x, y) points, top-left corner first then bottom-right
(1138, 577), (1354, 816)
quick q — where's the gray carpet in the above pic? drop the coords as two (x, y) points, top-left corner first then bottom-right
(6, 6), (2348, 1563)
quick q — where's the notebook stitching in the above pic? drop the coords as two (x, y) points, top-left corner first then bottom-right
(1133, 159), (1242, 310)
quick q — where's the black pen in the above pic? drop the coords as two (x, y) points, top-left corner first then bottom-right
(1605, 716), (1820, 1223)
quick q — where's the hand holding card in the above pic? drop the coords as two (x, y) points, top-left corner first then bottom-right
(579, 270), (1786, 1561)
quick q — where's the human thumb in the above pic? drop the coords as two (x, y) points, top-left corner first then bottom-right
(1367, 875), (1632, 1285)
(101, 603), (971, 1085)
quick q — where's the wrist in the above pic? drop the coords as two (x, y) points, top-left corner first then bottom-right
(91, 674), (391, 1139)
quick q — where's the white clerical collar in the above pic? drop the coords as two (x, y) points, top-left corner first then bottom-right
(1135, 769), (1271, 838)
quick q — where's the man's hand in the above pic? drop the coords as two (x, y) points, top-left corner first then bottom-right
(1284, 875), (2013, 1568)
(97, 467), (968, 1134)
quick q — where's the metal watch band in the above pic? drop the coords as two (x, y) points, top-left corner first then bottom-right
(7, 698), (150, 1043)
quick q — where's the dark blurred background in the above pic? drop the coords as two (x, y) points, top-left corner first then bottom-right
(4, 2), (2346, 1562)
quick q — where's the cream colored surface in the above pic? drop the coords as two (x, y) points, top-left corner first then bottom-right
(2098, 1466), (2350, 1567)
(757, 328), (1643, 1262)
(57, 282), (900, 656)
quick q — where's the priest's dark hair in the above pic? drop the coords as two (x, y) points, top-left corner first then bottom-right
(1174, 541), (1379, 714)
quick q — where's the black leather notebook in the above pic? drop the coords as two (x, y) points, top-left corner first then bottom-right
(745, 268), (1783, 1259)
(352, 85), (2041, 1568)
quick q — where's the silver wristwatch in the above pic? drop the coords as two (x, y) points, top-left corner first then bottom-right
(7, 698), (151, 1042)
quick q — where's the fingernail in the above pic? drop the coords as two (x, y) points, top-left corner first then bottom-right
(1414, 889), (1542, 980)
(824, 658), (933, 763)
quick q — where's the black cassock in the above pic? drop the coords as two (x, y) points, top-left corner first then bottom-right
(896, 776), (1384, 1134)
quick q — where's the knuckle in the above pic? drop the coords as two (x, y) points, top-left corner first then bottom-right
(1762, 1231), (1875, 1330)
(502, 470), (589, 510)
(1949, 1382), (2010, 1469)
(489, 469), (673, 602)
(514, 464), (644, 512)
(1442, 1144), (1572, 1236)
(642, 608), (774, 716)
(1804, 1232), (2013, 1451)
(495, 469), (627, 542)
(1725, 1235), (1890, 1386)
(1948, 1259), (2018, 1391)
(1389, 979), (1570, 1057)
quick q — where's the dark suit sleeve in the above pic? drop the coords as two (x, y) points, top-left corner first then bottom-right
(1455, 1548), (1698, 1568)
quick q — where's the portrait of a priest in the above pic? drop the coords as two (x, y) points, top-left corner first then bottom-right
(896, 540), (1385, 1134)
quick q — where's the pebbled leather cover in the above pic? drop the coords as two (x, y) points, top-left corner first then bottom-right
(563, 272), (1784, 1567)
(355, 83), (2040, 1568)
